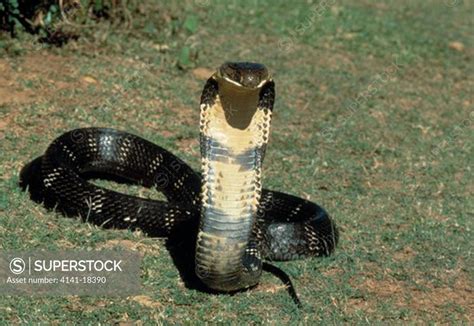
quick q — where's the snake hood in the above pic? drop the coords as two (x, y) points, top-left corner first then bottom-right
(195, 62), (276, 291)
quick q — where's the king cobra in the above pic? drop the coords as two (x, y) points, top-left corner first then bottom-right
(20, 62), (338, 298)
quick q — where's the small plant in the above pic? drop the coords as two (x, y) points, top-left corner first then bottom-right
(177, 14), (200, 69)
(0, 0), (23, 35)
(0, 0), (131, 45)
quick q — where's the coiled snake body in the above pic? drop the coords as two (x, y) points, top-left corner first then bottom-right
(20, 62), (338, 296)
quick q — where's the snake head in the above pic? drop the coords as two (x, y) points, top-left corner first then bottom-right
(217, 62), (270, 89)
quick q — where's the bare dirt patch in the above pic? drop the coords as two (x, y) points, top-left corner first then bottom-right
(0, 51), (90, 139)
(65, 296), (109, 313)
(0, 52), (76, 105)
(256, 282), (288, 294)
(130, 295), (164, 309)
(352, 271), (473, 320)
(176, 137), (199, 155)
(346, 297), (376, 314)
(168, 103), (198, 127)
(393, 246), (416, 262)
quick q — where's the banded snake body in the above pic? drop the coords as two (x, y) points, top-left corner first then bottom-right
(20, 62), (338, 302)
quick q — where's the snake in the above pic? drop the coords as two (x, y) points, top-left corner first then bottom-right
(19, 62), (338, 298)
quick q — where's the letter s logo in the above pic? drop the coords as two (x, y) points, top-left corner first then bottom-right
(9, 258), (26, 275)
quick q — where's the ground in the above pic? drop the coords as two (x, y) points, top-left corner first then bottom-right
(0, 0), (472, 324)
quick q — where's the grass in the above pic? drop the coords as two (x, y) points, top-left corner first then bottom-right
(0, 0), (472, 324)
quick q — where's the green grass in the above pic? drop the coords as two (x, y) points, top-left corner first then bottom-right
(1, 0), (473, 324)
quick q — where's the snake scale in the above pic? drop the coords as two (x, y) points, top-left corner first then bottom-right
(20, 62), (338, 300)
